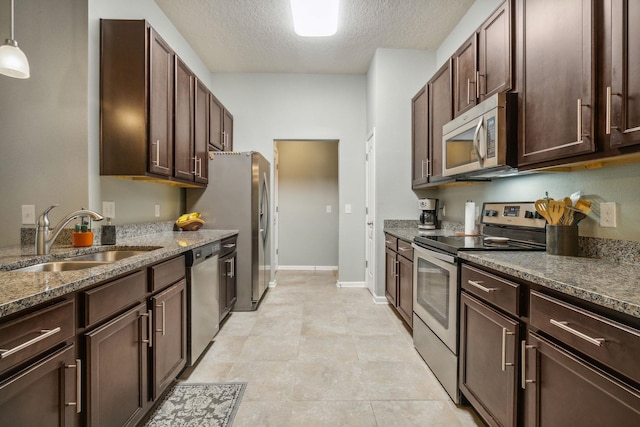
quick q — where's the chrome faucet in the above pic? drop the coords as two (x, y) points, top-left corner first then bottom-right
(35, 205), (105, 255)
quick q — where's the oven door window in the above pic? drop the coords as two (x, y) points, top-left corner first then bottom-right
(415, 258), (451, 329)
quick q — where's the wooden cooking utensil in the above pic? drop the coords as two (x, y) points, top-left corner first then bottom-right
(534, 199), (552, 223)
(548, 200), (566, 225)
(562, 197), (573, 224)
(575, 198), (592, 215)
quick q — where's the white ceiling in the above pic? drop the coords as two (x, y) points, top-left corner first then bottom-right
(153, 0), (475, 74)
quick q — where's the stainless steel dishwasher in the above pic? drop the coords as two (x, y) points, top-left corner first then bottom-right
(185, 241), (220, 366)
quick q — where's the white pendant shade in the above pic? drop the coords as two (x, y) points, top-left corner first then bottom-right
(290, 0), (339, 37)
(0, 40), (30, 79)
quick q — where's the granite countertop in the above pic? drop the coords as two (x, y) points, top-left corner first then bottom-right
(384, 226), (453, 242)
(0, 230), (237, 318)
(459, 251), (640, 320)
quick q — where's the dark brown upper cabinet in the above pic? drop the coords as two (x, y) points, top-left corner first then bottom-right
(209, 93), (234, 152)
(100, 20), (210, 188)
(428, 60), (453, 182)
(194, 79), (210, 183)
(453, 0), (513, 118)
(599, 0), (640, 151)
(173, 58), (195, 182)
(411, 85), (429, 187)
(516, 0), (596, 168)
(453, 35), (478, 117)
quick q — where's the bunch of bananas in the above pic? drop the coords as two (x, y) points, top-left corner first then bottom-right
(176, 212), (204, 231)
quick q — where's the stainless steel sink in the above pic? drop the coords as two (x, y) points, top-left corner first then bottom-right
(69, 250), (153, 262)
(15, 261), (111, 272)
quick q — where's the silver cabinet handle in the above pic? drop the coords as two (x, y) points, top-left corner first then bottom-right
(467, 78), (471, 105)
(230, 258), (235, 278)
(0, 327), (61, 359)
(605, 86), (621, 135)
(226, 257), (235, 278)
(385, 240), (393, 245)
(501, 328), (515, 371)
(467, 280), (498, 293)
(521, 340), (535, 389)
(394, 260), (399, 278)
(223, 243), (236, 249)
(550, 319), (605, 347)
(152, 140), (169, 170)
(65, 359), (82, 413)
(156, 301), (166, 336)
(476, 71), (481, 98)
(577, 98), (582, 142)
(141, 310), (153, 348)
(398, 247), (410, 252)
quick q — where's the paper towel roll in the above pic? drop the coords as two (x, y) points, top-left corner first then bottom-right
(465, 201), (476, 235)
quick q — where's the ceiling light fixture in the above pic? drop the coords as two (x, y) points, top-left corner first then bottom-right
(290, 0), (339, 37)
(0, 0), (30, 79)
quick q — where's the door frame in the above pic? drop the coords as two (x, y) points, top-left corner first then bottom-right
(273, 144), (280, 269)
(365, 128), (376, 297)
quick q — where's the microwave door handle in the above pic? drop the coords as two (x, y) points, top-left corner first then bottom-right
(472, 116), (485, 166)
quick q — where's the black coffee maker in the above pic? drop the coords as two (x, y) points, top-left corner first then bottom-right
(418, 198), (439, 230)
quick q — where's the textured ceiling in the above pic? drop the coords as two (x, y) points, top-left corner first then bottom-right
(154, 0), (475, 74)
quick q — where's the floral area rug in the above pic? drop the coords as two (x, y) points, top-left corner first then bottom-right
(145, 382), (246, 427)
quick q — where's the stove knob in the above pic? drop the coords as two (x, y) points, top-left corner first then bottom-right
(525, 210), (535, 219)
(489, 210), (498, 217)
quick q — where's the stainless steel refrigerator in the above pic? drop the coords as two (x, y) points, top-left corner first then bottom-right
(186, 151), (271, 311)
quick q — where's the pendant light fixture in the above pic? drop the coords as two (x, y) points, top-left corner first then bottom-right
(290, 0), (339, 37)
(0, 0), (30, 79)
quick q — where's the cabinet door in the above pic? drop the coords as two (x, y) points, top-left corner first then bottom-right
(223, 109), (234, 151)
(478, 0), (513, 100)
(149, 28), (173, 177)
(85, 303), (149, 427)
(460, 292), (519, 427)
(396, 254), (413, 328)
(174, 58), (195, 182)
(453, 34), (478, 117)
(428, 60), (452, 180)
(218, 256), (228, 321)
(209, 94), (224, 151)
(194, 80), (209, 184)
(0, 344), (78, 427)
(523, 332), (640, 426)
(517, 0), (596, 167)
(412, 86), (429, 188)
(151, 280), (187, 400)
(608, 0), (640, 148)
(384, 248), (397, 306)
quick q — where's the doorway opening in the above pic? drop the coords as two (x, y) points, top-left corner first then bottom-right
(273, 140), (339, 273)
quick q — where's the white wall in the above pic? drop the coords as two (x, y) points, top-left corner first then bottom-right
(88, 0), (215, 225)
(277, 141), (339, 268)
(0, 0), (88, 245)
(366, 48), (436, 297)
(210, 73), (367, 283)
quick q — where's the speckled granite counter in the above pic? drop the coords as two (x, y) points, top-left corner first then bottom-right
(0, 230), (237, 318)
(459, 251), (640, 320)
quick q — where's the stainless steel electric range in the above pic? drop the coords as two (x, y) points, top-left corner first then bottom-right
(412, 202), (546, 403)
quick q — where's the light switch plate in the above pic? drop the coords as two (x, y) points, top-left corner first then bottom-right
(102, 201), (116, 218)
(155, 204), (160, 217)
(21, 205), (36, 224)
(326, 205), (332, 213)
(345, 204), (352, 214)
(600, 202), (617, 227)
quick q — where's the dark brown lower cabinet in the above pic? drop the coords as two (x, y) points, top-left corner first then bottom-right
(396, 253), (413, 327)
(384, 235), (413, 329)
(0, 344), (78, 427)
(523, 331), (640, 426)
(460, 292), (519, 427)
(85, 302), (149, 427)
(150, 280), (187, 400)
(384, 246), (397, 306)
(219, 251), (237, 321)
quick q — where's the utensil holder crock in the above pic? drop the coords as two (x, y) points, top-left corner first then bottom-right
(546, 225), (578, 256)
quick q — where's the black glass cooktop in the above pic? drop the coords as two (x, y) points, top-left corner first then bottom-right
(414, 233), (545, 255)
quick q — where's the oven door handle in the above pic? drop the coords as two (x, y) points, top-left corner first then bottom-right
(412, 243), (456, 264)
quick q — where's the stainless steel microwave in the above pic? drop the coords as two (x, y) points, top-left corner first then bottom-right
(442, 92), (517, 178)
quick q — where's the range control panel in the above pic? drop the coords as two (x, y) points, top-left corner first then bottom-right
(481, 202), (547, 229)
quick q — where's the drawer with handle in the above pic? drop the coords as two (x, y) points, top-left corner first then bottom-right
(150, 255), (185, 292)
(220, 235), (238, 257)
(0, 299), (75, 376)
(384, 234), (397, 251)
(530, 290), (640, 384)
(461, 264), (520, 316)
(397, 239), (413, 260)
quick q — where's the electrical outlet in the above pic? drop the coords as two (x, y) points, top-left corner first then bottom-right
(102, 201), (116, 218)
(600, 202), (617, 227)
(326, 205), (332, 213)
(345, 204), (352, 214)
(21, 205), (36, 224)
(155, 204), (160, 217)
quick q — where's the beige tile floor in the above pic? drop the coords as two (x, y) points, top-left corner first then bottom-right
(180, 270), (484, 426)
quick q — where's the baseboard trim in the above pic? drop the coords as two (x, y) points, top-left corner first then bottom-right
(277, 265), (338, 271)
(269, 280), (277, 288)
(371, 295), (389, 304)
(336, 281), (366, 288)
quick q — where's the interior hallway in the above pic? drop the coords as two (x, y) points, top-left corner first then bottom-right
(180, 270), (483, 426)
